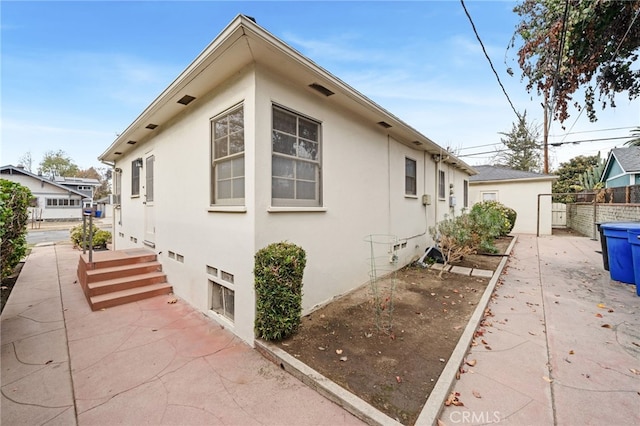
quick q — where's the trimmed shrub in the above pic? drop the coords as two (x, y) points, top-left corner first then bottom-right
(470, 201), (516, 236)
(254, 242), (306, 341)
(0, 179), (32, 279)
(70, 224), (112, 249)
(429, 214), (477, 277)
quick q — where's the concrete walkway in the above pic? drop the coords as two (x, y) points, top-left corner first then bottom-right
(1, 243), (364, 425)
(2, 234), (639, 425)
(440, 234), (640, 425)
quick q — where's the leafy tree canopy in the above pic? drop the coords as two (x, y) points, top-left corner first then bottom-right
(552, 154), (601, 202)
(513, 0), (640, 123)
(626, 126), (640, 146)
(39, 150), (79, 177)
(493, 111), (542, 172)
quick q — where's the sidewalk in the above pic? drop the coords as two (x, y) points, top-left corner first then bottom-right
(1, 244), (364, 425)
(440, 234), (640, 425)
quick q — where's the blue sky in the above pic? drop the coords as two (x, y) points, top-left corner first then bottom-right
(2, 0), (638, 173)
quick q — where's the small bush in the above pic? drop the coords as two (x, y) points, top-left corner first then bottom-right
(254, 242), (306, 341)
(0, 179), (32, 279)
(70, 224), (112, 249)
(429, 214), (477, 277)
(470, 201), (516, 237)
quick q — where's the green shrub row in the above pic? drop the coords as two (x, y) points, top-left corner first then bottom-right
(70, 223), (112, 249)
(0, 179), (32, 279)
(254, 241), (306, 341)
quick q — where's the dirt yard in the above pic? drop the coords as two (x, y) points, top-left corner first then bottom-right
(277, 237), (512, 425)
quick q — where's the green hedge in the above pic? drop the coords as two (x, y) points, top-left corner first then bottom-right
(70, 223), (112, 249)
(254, 242), (306, 341)
(0, 179), (32, 279)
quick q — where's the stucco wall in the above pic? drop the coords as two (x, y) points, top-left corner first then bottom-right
(567, 203), (640, 239)
(469, 179), (554, 235)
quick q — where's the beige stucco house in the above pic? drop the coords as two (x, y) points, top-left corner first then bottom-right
(98, 15), (476, 344)
(469, 165), (557, 235)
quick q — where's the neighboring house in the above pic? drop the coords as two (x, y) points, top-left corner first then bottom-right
(469, 165), (557, 235)
(1, 165), (88, 221)
(53, 175), (101, 205)
(600, 146), (640, 188)
(98, 15), (475, 345)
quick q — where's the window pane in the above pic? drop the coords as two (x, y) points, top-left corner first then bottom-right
(232, 157), (244, 177)
(214, 120), (227, 139)
(228, 109), (243, 134)
(217, 180), (231, 199)
(273, 178), (295, 198)
(210, 282), (223, 311)
(273, 156), (295, 178)
(273, 131), (297, 155)
(218, 160), (232, 179)
(232, 177), (244, 198)
(298, 140), (318, 160)
(296, 181), (316, 200)
(296, 161), (316, 181)
(224, 288), (235, 320)
(273, 108), (296, 134)
(229, 131), (244, 155)
(214, 137), (228, 158)
(298, 117), (318, 141)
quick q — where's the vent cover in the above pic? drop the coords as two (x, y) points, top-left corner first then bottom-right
(177, 95), (196, 105)
(146, 123), (158, 130)
(309, 83), (335, 97)
(377, 121), (392, 129)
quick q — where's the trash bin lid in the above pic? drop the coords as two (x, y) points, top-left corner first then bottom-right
(599, 222), (640, 230)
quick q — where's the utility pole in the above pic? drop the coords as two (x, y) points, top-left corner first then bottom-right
(543, 95), (549, 174)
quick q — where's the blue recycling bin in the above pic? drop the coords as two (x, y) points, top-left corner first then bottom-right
(627, 229), (640, 296)
(600, 223), (640, 284)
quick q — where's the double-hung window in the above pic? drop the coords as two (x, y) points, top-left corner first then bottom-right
(272, 106), (321, 207)
(463, 179), (469, 208)
(405, 157), (417, 196)
(438, 170), (446, 199)
(212, 106), (244, 205)
(131, 160), (141, 197)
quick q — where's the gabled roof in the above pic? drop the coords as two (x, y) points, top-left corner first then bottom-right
(608, 147), (640, 173)
(0, 165), (88, 198)
(98, 14), (476, 176)
(469, 165), (557, 183)
(53, 176), (101, 186)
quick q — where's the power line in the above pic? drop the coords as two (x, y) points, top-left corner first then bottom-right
(460, 0), (520, 120)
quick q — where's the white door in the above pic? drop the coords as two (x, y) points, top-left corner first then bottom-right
(144, 154), (156, 247)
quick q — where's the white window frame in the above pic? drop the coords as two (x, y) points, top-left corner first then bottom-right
(271, 105), (322, 207)
(481, 191), (498, 202)
(463, 180), (469, 208)
(131, 160), (141, 197)
(208, 279), (235, 322)
(405, 157), (417, 196)
(438, 170), (446, 199)
(211, 105), (244, 206)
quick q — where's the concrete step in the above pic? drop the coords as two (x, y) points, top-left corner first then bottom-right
(89, 282), (173, 311)
(85, 261), (162, 284)
(87, 271), (168, 297)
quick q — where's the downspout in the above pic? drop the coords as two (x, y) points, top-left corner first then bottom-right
(387, 135), (391, 234)
(100, 159), (117, 250)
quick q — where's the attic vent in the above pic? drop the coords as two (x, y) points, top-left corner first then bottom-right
(114, 152), (122, 155)
(309, 83), (335, 97)
(146, 123), (158, 130)
(412, 141), (423, 146)
(127, 140), (137, 145)
(177, 95), (196, 105)
(377, 121), (392, 129)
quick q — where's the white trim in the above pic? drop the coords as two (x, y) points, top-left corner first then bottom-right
(207, 206), (247, 213)
(267, 206), (327, 213)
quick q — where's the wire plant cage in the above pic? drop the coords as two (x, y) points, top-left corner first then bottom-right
(364, 234), (400, 333)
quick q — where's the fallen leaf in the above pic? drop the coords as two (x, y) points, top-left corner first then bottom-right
(318, 347), (326, 351)
(472, 390), (482, 398)
(597, 303), (606, 309)
(336, 349), (343, 355)
(396, 376), (402, 383)
(167, 298), (177, 304)
(484, 345), (492, 350)
(569, 350), (574, 355)
(339, 356), (348, 362)
(608, 309), (614, 313)
(601, 324), (612, 329)
(543, 376), (553, 383)
(465, 359), (477, 367)
(630, 369), (640, 375)
(529, 331), (537, 336)
(481, 339), (488, 345)
(445, 391), (464, 407)
(595, 313), (603, 318)
(45, 360), (53, 365)
(439, 358), (446, 363)
(453, 326), (462, 330)
(437, 419), (446, 426)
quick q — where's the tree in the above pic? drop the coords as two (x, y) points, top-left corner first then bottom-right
(39, 150), (79, 177)
(493, 111), (542, 172)
(18, 152), (33, 172)
(512, 0), (640, 123)
(626, 126), (640, 146)
(0, 179), (32, 279)
(552, 154), (601, 202)
(77, 167), (109, 200)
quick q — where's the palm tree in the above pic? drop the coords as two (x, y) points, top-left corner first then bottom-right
(626, 127), (640, 146)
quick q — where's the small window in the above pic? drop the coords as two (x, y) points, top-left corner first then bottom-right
(272, 105), (322, 207)
(405, 157), (417, 196)
(463, 180), (469, 208)
(438, 170), (446, 199)
(482, 192), (498, 201)
(113, 169), (122, 204)
(211, 106), (244, 205)
(209, 280), (234, 321)
(131, 160), (141, 197)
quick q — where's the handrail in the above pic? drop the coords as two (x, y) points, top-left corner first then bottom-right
(82, 208), (95, 264)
